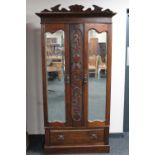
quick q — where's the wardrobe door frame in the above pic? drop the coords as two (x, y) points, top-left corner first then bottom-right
(41, 23), (71, 127)
(84, 23), (112, 127)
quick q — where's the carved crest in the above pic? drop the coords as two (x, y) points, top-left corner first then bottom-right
(36, 4), (116, 17)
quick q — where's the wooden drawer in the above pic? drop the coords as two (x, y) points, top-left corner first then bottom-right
(49, 129), (105, 145)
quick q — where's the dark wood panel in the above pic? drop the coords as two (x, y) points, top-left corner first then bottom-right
(49, 129), (104, 145)
(85, 23), (109, 32)
(83, 23), (88, 127)
(45, 128), (50, 146)
(88, 121), (107, 127)
(104, 126), (109, 145)
(64, 24), (71, 126)
(105, 25), (112, 124)
(40, 17), (112, 24)
(45, 126), (109, 130)
(45, 144), (110, 154)
(44, 23), (65, 32)
(41, 24), (48, 126)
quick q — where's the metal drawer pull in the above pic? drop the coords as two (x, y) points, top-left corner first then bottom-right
(90, 133), (97, 140)
(57, 134), (64, 141)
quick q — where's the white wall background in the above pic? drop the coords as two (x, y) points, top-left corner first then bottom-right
(26, 0), (128, 134)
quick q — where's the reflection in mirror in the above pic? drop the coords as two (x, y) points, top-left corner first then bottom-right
(45, 30), (65, 122)
(88, 30), (107, 122)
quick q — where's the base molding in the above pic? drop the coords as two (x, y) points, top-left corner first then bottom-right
(45, 144), (110, 154)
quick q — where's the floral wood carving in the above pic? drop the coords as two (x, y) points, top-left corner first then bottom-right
(70, 24), (83, 123)
(36, 4), (116, 17)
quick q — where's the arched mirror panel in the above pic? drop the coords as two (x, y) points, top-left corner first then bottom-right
(45, 30), (66, 123)
(88, 29), (107, 122)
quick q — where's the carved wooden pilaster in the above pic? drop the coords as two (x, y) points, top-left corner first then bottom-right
(70, 24), (84, 126)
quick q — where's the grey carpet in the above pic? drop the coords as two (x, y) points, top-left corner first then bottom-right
(88, 77), (106, 121)
(26, 133), (129, 155)
(48, 78), (65, 122)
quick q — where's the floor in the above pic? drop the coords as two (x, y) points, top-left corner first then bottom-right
(26, 132), (129, 155)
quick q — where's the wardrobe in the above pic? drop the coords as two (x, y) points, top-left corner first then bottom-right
(36, 4), (116, 154)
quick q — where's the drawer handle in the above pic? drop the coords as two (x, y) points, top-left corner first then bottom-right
(57, 134), (64, 141)
(90, 133), (97, 140)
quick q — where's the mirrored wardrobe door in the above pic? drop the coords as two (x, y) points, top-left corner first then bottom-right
(87, 29), (107, 122)
(45, 30), (66, 123)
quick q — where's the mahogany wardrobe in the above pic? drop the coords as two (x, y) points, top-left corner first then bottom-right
(36, 4), (116, 154)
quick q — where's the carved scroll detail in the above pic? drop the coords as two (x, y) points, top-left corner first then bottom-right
(37, 4), (116, 17)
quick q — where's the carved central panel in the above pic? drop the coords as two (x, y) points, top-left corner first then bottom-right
(70, 24), (83, 125)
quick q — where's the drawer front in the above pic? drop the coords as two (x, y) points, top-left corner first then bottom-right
(50, 129), (105, 145)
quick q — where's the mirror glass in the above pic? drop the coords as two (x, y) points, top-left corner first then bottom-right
(45, 30), (65, 122)
(88, 30), (107, 121)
